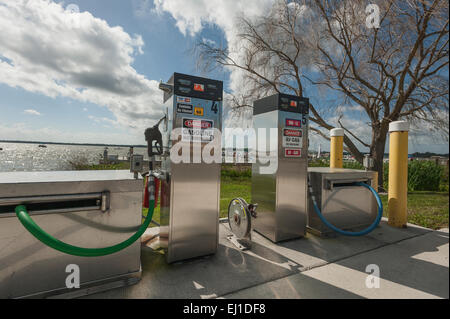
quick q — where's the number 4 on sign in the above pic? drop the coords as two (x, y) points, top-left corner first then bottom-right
(211, 102), (218, 114)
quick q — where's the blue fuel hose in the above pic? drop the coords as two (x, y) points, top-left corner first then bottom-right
(309, 182), (383, 236)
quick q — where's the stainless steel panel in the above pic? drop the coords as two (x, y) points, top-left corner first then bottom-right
(0, 170), (144, 184)
(307, 167), (378, 236)
(0, 171), (143, 299)
(0, 171), (143, 196)
(252, 110), (308, 242)
(276, 159), (307, 241)
(252, 111), (278, 242)
(167, 163), (220, 263)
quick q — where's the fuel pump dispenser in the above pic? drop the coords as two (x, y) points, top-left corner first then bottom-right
(251, 93), (310, 243)
(154, 72), (223, 263)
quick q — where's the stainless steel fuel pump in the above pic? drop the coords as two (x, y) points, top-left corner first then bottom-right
(146, 72), (223, 263)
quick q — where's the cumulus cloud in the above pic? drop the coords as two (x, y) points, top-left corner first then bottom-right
(153, 0), (274, 128)
(0, 0), (165, 136)
(88, 115), (118, 127)
(153, 1), (323, 129)
(23, 109), (41, 116)
(154, 0), (270, 36)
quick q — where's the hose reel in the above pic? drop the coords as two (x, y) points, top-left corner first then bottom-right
(227, 198), (257, 251)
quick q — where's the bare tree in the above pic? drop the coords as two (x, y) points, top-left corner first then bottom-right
(311, 0), (449, 186)
(196, 0), (449, 187)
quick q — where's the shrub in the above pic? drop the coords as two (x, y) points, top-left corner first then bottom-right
(221, 164), (251, 179)
(308, 159), (329, 167)
(308, 159), (364, 170)
(69, 156), (130, 171)
(408, 160), (444, 191)
(384, 160), (444, 192)
(343, 161), (365, 170)
(440, 163), (449, 192)
(382, 162), (389, 191)
(68, 156), (90, 170)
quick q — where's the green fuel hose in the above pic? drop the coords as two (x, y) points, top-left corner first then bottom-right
(14, 201), (155, 257)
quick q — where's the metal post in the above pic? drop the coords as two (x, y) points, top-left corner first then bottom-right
(388, 121), (409, 228)
(330, 128), (344, 168)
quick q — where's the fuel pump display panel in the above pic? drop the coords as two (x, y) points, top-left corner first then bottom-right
(173, 73), (223, 102)
(174, 96), (222, 143)
(170, 74), (223, 144)
(253, 93), (309, 116)
(279, 110), (307, 158)
(164, 72), (223, 103)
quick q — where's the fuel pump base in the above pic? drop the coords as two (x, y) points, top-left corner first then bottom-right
(226, 235), (251, 251)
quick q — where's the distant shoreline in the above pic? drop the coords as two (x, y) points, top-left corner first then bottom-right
(1, 140), (448, 158)
(0, 140), (147, 148)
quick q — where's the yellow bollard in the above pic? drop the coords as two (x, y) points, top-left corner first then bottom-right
(330, 128), (344, 168)
(388, 121), (409, 228)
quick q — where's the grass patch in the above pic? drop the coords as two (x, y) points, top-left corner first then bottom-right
(76, 163), (447, 230)
(71, 162), (130, 170)
(220, 175), (448, 230)
(142, 206), (160, 227)
(220, 176), (251, 218)
(144, 176), (448, 230)
(141, 175), (250, 224)
(379, 192), (449, 230)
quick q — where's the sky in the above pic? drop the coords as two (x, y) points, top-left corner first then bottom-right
(0, 0), (448, 153)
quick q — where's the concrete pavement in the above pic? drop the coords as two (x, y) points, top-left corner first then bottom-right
(224, 228), (449, 299)
(85, 219), (449, 299)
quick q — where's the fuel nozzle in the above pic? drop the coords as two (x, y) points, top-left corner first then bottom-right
(145, 116), (166, 158)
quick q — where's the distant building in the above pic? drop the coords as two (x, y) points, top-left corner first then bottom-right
(430, 156), (449, 166)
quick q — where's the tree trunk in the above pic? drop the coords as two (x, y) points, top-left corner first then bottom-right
(370, 122), (389, 190)
(344, 135), (364, 164)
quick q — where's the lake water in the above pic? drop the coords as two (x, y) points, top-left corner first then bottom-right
(0, 143), (148, 172)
